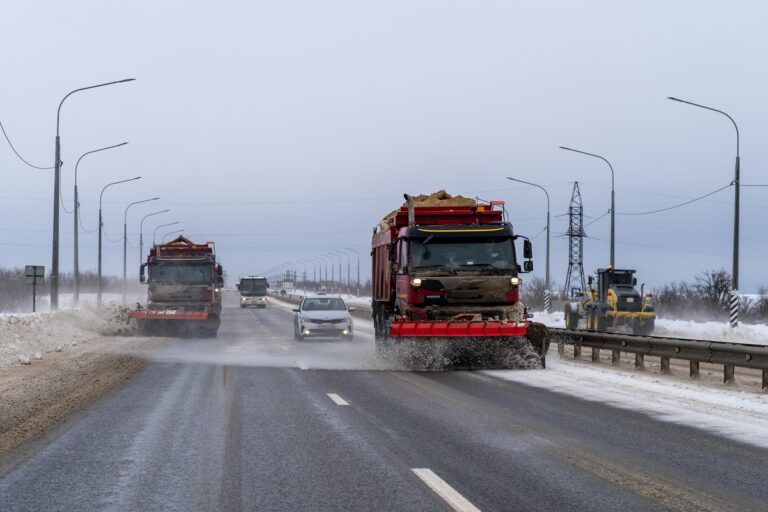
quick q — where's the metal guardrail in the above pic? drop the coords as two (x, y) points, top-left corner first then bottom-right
(270, 292), (767, 389)
(552, 328), (768, 390)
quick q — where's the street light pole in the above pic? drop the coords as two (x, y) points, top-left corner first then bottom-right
(333, 251), (351, 296)
(139, 210), (170, 265)
(560, 146), (616, 268)
(508, 177), (550, 312)
(152, 221), (180, 244)
(123, 197), (159, 304)
(51, 78), (135, 310)
(98, 176), (141, 307)
(668, 96), (741, 327)
(344, 248), (361, 297)
(73, 142), (128, 306)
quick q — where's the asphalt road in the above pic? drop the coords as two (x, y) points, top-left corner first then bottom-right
(1, 295), (766, 511)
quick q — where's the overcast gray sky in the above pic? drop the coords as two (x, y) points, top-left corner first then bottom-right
(2, 1), (767, 291)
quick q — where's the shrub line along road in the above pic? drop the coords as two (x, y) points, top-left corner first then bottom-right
(0, 295), (766, 511)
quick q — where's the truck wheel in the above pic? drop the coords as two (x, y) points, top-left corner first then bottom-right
(595, 314), (607, 333)
(526, 322), (550, 358)
(564, 304), (579, 330)
(632, 319), (654, 336)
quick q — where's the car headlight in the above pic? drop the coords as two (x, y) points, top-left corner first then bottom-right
(241, 297), (245, 301)
(411, 278), (422, 287)
(510, 277), (521, 286)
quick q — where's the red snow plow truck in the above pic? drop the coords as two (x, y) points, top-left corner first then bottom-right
(371, 192), (550, 368)
(133, 236), (224, 337)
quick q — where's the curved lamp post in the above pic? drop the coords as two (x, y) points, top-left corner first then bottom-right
(122, 197), (159, 303)
(508, 177), (550, 312)
(668, 96), (741, 327)
(51, 78), (135, 309)
(73, 142), (128, 305)
(560, 146), (616, 267)
(97, 176), (141, 307)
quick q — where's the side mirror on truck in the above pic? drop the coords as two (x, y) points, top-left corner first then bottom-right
(388, 241), (398, 262)
(140, 263), (147, 284)
(524, 260), (534, 272)
(216, 264), (223, 276)
(523, 239), (533, 260)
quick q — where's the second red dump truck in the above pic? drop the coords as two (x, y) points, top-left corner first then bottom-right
(133, 236), (224, 337)
(371, 192), (549, 366)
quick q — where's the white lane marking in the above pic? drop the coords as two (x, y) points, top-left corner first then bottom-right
(411, 468), (481, 512)
(326, 393), (349, 406)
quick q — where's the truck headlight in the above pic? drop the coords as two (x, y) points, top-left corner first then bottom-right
(411, 278), (422, 287)
(510, 277), (521, 286)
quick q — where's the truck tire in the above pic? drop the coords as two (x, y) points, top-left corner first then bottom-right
(632, 318), (655, 336)
(595, 312), (607, 333)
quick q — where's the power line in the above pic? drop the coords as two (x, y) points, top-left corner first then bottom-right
(0, 120), (53, 170)
(616, 184), (732, 216)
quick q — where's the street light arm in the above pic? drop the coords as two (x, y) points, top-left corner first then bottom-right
(124, 197), (160, 223)
(100, 176), (141, 207)
(559, 147), (615, 187)
(57, 79), (136, 135)
(667, 97), (739, 156)
(507, 177), (550, 209)
(75, 142), (129, 185)
(140, 209), (170, 232)
(152, 221), (180, 243)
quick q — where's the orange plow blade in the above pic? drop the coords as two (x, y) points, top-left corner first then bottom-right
(389, 320), (528, 338)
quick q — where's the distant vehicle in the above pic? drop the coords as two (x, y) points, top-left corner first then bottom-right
(238, 276), (268, 308)
(293, 294), (354, 341)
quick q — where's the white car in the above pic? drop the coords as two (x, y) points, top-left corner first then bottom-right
(293, 294), (354, 340)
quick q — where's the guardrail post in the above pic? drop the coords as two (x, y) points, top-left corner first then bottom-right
(763, 369), (767, 391)
(591, 347), (600, 362)
(611, 349), (620, 366)
(635, 354), (644, 370)
(574, 345), (582, 359)
(724, 365), (735, 385)
(557, 341), (564, 357)
(690, 361), (700, 380)
(660, 357), (671, 374)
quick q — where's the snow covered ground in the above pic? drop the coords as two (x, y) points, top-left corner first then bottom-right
(487, 356), (768, 449)
(532, 310), (768, 346)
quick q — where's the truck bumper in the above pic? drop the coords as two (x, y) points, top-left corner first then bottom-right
(132, 310), (209, 321)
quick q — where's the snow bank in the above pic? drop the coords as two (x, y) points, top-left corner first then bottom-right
(0, 307), (134, 368)
(531, 310), (768, 346)
(486, 357), (768, 448)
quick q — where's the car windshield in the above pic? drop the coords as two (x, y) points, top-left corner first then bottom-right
(240, 279), (267, 294)
(302, 298), (346, 311)
(149, 261), (212, 284)
(410, 237), (515, 271)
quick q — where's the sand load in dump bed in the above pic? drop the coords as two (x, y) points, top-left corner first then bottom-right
(377, 190), (477, 232)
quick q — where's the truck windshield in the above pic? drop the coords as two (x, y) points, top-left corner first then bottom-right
(410, 237), (515, 271)
(240, 279), (267, 295)
(149, 261), (212, 284)
(302, 298), (346, 311)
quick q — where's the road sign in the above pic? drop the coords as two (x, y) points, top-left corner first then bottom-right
(25, 265), (44, 312)
(25, 265), (45, 285)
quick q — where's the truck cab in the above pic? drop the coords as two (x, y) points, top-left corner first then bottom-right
(390, 224), (533, 322)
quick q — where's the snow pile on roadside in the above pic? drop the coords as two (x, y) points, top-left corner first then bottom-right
(530, 310), (768, 346)
(487, 357), (768, 449)
(0, 307), (134, 368)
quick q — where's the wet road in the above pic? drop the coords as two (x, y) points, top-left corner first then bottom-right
(1, 296), (766, 511)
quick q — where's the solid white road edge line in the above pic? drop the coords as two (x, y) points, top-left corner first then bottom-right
(411, 468), (481, 512)
(326, 393), (349, 406)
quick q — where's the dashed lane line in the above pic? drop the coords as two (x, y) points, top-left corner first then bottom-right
(326, 393), (349, 406)
(411, 468), (481, 512)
